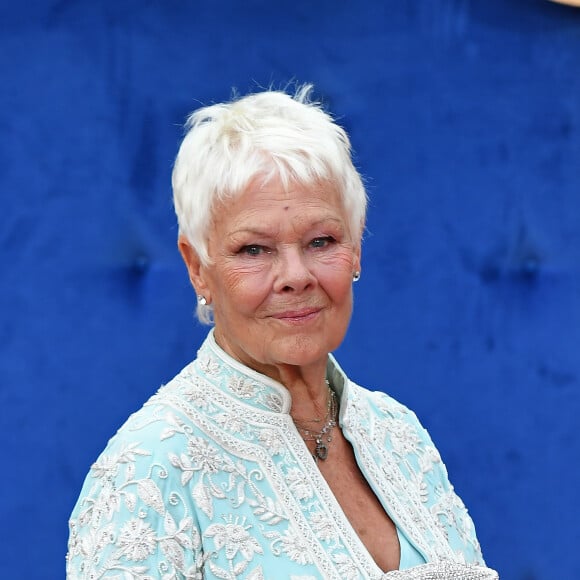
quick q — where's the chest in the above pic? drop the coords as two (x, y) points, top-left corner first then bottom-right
(315, 427), (401, 573)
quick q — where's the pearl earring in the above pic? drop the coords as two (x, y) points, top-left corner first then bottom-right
(352, 271), (361, 282)
(197, 295), (207, 306)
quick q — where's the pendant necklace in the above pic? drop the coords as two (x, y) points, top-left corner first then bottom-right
(293, 383), (338, 463)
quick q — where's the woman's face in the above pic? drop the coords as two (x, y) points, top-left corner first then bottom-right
(180, 178), (361, 377)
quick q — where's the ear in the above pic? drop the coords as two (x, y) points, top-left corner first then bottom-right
(353, 240), (362, 274)
(178, 235), (211, 301)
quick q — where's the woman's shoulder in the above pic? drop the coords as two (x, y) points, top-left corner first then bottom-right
(346, 380), (424, 426)
(344, 380), (485, 565)
(95, 362), (209, 461)
(69, 364), (211, 527)
(70, 362), (210, 504)
(67, 366), (211, 579)
(344, 380), (441, 462)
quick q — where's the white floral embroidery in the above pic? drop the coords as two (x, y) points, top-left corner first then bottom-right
(91, 442), (151, 478)
(310, 511), (340, 543)
(198, 352), (221, 377)
(67, 331), (485, 579)
(228, 376), (257, 399)
(215, 412), (248, 434)
(284, 468), (314, 501)
(187, 436), (224, 473)
(247, 567), (265, 580)
(385, 418), (422, 456)
(182, 377), (213, 409)
(264, 392), (284, 412)
(418, 446), (441, 473)
(333, 552), (361, 578)
(274, 528), (314, 565)
(117, 519), (157, 561)
(206, 517), (263, 560)
(257, 428), (286, 455)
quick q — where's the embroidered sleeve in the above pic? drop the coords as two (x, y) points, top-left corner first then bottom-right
(369, 390), (486, 566)
(405, 411), (485, 565)
(66, 424), (205, 579)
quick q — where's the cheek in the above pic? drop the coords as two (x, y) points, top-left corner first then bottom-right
(218, 265), (271, 310)
(315, 247), (356, 273)
(315, 254), (355, 300)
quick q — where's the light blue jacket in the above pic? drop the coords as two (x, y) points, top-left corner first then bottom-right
(67, 331), (484, 579)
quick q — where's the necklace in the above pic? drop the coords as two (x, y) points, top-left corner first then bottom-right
(293, 383), (338, 463)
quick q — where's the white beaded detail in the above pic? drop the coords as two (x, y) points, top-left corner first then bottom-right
(383, 562), (499, 579)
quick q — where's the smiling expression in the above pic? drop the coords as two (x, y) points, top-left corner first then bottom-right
(180, 177), (361, 379)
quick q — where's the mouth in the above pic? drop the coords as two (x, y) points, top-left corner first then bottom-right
(271, 308), (321, 324)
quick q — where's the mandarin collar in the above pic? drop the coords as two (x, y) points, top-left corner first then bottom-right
(194, 329), (348, 415)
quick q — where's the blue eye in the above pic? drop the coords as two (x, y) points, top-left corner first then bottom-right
(240, 245), (266, 256)
(310, 237), (334, 249)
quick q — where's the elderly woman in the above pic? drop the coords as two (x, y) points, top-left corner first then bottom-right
(67, 86), (497, 579)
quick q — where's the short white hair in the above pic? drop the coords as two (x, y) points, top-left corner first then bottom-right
(172, 84), (367, 322)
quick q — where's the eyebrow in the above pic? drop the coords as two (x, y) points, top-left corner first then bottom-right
(228, 227), (273, 238)
(229, 217), (344, 237)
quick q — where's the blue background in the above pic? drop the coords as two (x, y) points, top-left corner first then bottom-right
(1, 1), (579, 578)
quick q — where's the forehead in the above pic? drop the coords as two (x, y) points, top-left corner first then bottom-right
(218, 178), (345, 222)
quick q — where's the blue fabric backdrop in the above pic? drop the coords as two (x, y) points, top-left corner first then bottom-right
(1, 1), (579, 578)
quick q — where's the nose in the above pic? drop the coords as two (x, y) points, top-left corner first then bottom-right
(273, 246), (315, 293)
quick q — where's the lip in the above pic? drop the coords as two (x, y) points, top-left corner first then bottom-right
(271, 308), (321, 323)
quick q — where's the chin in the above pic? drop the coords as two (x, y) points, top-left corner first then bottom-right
(270, 334), (335, 366)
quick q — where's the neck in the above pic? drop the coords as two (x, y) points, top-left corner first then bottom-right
(210, 329), (331, 418)
(292, 383), (338, 463)
(284, 371), (331, 422)
(291, 379), (332, 423)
